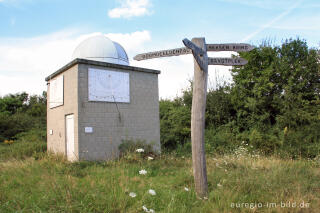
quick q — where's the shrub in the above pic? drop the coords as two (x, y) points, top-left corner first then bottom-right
(0, 140), (46, 161)
(118, 139), (158, 162)
(0, 129), (47, 161)
(15, 128), (46, 143)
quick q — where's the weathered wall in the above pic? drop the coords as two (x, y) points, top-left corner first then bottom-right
(77, 63), (160, 161)
(47, 65), (79, 159)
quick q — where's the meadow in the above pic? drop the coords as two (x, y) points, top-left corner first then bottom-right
(1, 140), (320, 213)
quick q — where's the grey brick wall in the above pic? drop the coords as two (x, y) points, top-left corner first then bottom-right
(77, 64), (160, 161)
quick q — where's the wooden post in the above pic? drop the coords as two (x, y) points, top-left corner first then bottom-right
(190, 37), (208, 198)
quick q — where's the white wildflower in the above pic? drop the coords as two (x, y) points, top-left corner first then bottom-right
(148, 156), (154, 160)
(142, 206), (148, 212)
(139, 169), (147, 175)
(129, 192), (136, 198)
(184, 187), (189, 191)
(217, 183), (222, 188)
(136, 148), (144, 153)
(148, 189), (156, 195)
(142, 205), (155, 213)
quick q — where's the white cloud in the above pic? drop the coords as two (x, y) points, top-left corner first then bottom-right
(0, 30), (77, 96)
(108, 0), (152, 19)
(105, 30), (151, 55)
(0, 29), (234, 99)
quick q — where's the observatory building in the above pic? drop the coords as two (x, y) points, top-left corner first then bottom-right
(45, 35), (161, 161)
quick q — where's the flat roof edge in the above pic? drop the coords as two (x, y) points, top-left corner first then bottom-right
(45, 58), (161, 81)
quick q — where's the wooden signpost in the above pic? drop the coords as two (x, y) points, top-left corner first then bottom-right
(134, 38), (254, 198)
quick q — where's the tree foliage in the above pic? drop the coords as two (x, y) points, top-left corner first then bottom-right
(0, 92), (47, 142)
(230, 38), (320, 157)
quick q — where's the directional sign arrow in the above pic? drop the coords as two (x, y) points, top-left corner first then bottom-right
(208, 57), (248, 66)
(133, 47), (191, 61)
(206, 43), (254, 52)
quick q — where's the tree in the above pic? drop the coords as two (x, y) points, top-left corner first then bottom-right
(230, 38), (320, 156)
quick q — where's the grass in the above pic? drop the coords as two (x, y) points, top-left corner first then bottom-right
(0, 142), (320, 212)
(0, 140), (46, 161)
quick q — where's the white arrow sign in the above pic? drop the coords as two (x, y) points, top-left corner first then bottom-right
(206, 43), (254, 52)
(208, 57), (248, 66)
(133, 47), (192, 61)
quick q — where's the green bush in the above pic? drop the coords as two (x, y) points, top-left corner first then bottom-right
(15, 128), (46, 143)
(204, 126), (237, 154)
(160, 99), (191, 150)
(281, 124), (320, 158)
(0, 140), (46, 161)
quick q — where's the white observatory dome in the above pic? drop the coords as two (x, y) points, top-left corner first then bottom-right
(72, 35), (129, 65)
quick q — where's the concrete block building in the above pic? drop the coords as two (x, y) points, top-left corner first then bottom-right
(46, 35), (161, 161)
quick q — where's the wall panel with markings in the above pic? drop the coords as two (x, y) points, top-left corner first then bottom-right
(88, 68), (130, 103)
(49, 75), (64, 108)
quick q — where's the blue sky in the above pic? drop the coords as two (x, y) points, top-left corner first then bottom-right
(0, 0), (319, 98)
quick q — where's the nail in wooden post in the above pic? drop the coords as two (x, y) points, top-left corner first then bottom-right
(191, 37), (208, 198)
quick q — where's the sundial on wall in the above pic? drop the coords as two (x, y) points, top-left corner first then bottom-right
(88, 68), (130, 103)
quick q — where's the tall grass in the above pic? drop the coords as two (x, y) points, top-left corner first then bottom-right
(0, 142), (320, 212)
(0, 141), (46, 161)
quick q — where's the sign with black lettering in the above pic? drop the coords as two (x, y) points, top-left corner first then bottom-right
(208, 57), (248, 66)
(133, 47), (191, 61)
(206, 43), (254, 52)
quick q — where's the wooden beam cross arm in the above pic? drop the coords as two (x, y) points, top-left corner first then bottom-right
(182, 38), (206, 56)
(182, 38), (208, 72)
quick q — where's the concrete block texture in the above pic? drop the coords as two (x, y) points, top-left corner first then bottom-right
(78, 63), (161, 161)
